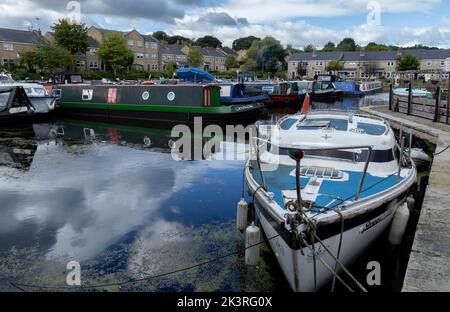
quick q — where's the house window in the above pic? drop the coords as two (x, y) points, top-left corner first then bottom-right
(137, 41), (143, 47)
(316, 61), (323, 66)
(89, 61), (98, 68)
(89, 48), (96, 55)
(426, 60), (432, 66)
(215, 66), (219, 70)
(136, 53), (144, 59)
(145, 53), (149, 59)
(151, 64), (158, 70)
(151, 54), (157, 60)
(76, 60), (85, 67)
(387, 61), (395, 67)
(2, 58), (15, 67)
(441, 60), (445, 66)
(292, 62), (296, 66)
(150, 42), (158, 49)
(128, 40), (134, 46)
(3, 43), (13, 51)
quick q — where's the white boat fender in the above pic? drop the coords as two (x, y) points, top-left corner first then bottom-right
(245, 222), (260, 266)
(236, 198), (248, 232)
(388, 203), (410, 246)
(406, 196), (415, 212)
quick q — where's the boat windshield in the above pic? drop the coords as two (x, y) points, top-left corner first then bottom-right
(297, 118), (348, 131)
(357, 122), (386, 135)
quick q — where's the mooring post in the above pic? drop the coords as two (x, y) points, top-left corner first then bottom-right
(389, 84), (393, 111)
(407, 82), (412, 116)
(447, 75), (450, 124)
(434, 86), (441, 123)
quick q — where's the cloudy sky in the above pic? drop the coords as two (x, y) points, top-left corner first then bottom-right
(1, 0), (450, 48)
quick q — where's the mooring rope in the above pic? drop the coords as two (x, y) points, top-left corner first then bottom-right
(9, 227), (289, 292)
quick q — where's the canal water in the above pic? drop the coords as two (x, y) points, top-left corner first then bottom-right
(0, 93), (424, 292)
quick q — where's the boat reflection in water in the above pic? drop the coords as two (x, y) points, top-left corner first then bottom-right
(0, 119), (289, 292)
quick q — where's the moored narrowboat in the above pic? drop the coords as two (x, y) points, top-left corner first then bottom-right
(53, 84), (264, 128)
(218, 83), (270, 105)
(248, 81), (304, 106)
(0, 86), (34, 129)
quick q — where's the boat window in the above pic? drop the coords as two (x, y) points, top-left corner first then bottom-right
(33, 88), (46, 96)
(280, 118), (298, 130)
(71, 75), (83, 83)
(0, 91), (10, 111)
(297, 119), (348, 131)
(357, 122), (386, 135)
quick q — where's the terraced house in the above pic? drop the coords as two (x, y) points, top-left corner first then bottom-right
(288, 49), (450, 80)
(86, 26), (160, 71)
(160, 44), (188, 71)
(0, 28), (43, 69)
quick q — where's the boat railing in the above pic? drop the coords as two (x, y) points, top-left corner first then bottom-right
(251, 135), (374, 201)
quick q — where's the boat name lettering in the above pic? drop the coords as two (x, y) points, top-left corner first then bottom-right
(360, 211), (390, 234)
(232, 104), (254, 112)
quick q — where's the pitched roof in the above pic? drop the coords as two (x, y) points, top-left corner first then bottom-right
(219, 47), (237, 55)
(160, 44), (186, 55)
(200, 47), (226, 57)
(143, 34), (159, 43)
(88, 36), (100, 48)
(0, 28), (41, 44)
(289, 49), (450, 62)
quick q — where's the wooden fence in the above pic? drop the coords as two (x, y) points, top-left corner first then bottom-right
(389, 83), (450, 124)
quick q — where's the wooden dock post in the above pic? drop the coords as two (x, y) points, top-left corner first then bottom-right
(434, 86), (441, 122)
(407, 82), (412, 116)
(389, 84), (393, 111)
(447, 77), (450, 125)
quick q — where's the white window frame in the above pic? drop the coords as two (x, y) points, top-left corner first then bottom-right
(150, 42), (158, 49)
(89, 61), (98, 69)
(128, 40), (134, 46)
(426, 60), (432, 66)
(3, 43), (13, 51)
(136, 53), (144, 59)
(137, 41), (143, 48)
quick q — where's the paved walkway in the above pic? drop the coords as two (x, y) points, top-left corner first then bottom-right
(361, 105), (450, 292)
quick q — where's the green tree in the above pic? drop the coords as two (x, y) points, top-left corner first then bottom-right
(52, 19), (89, 55)
(244, 37), (286, 74)
(397, 55), (420, 71)
(195, 35), (222, 48)
(19, 51), (39, 71)
(326, 60), (344, 72)
(153, 31), (169, 42)
(336, 38), (357, 51)
(98, 32), (134, 76)
(225, 55), (238, 70)
(187, 48), (203, 68)
(165, 62), (177, 77)
(35, 44), (74, 73)
(303, 44), (315, 52)
(167, 35), (192, 45)
(365, 42), (390, 51)
(232, 36), (260, 51)
(322, 42), (336, 52)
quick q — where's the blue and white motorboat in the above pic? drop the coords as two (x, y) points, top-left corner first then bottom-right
(244, 111), (416, 292)
(393, 87), (433, 98)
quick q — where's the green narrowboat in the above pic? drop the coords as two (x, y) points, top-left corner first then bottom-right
(53, 84), (264, 128)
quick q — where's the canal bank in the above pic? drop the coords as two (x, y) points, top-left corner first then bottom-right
(360, 105), (450, 292)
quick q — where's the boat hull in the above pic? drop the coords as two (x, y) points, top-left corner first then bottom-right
(255, 197), (403, 291)
(56, 104), (264, 128)
(29, 96), (57, 114)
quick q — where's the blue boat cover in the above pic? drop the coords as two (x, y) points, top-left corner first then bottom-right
(176, 67), (215, 82)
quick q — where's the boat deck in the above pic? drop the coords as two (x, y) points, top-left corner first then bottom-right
(250, 163), (401, 213)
